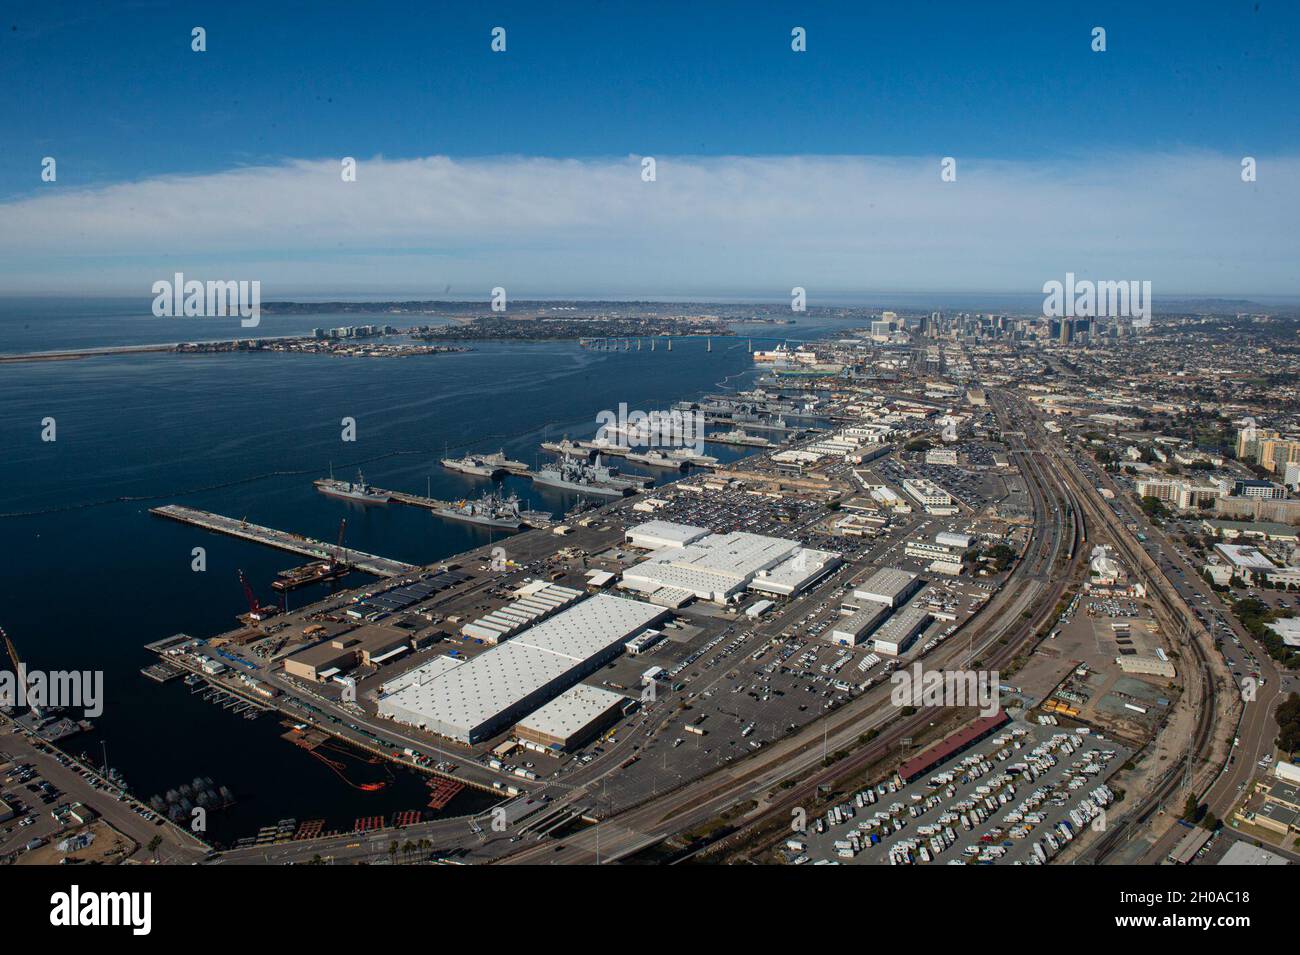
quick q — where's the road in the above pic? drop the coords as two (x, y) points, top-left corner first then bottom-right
(1, 718), (208, 865)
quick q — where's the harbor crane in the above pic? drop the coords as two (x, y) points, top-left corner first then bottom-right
(0, 624), (40, 717)
(237, 569), (273, 622)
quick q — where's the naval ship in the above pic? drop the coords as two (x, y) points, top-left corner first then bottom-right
(704, 428), (772, 447)
(440, 454), (506, 478)
(664, 447), (719, 467)
(434, 490), (533, 530)
(531, 454), (645, 496)
(540, 436), (595, 458)
(441, 448), (529, 479)
(314, 469), (392, 504)
(625, 449), (689, 470)
(479, 449), (530, 474)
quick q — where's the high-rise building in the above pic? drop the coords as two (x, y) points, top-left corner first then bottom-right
(1257, 438), (1300, 474)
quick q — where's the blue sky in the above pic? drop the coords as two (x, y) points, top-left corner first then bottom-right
(2, 1), (1298, 297)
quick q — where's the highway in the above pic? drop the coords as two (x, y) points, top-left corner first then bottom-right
(1074, 451), (1288, 862)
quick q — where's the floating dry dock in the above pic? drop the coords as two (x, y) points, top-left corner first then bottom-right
(150, 504), (416, 576)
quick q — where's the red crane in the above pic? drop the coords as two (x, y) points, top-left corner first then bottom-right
(237, 569), (267, 621)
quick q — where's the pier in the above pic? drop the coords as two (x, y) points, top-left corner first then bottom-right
(150, 505), (416, 576)
(365, 487), (553, 529)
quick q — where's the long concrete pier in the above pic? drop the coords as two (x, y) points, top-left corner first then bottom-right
(150, 504), (417, 576)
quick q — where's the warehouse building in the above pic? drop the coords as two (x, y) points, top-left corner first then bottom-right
(871, 602), (933, 656)
(621, 524), (838, 604)
(283, 625), (411, 682)
(625, 520), (710, 550)
(379, 653), (466, 696)
(854, 568), (923, 608)
(830, 603), (891, 647)
(749, 546), (842, 598)
(377, 594), (666, 743)
(1115, 654), (1176, 679)
(1217, 842), (1289, 866)
(515, 684), (627, 751)
(460, 581), (583, 644)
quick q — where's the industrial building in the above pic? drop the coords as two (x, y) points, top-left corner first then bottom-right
(515, 683), (627, 751)
(748, 546), (842, 598)
(378, 653), (466, 696)
(1115, 654), (1176, 679)
(854, 568), (923, 608)
(377, 594), (666, 743)
(283, 625), (411, 682)
(870, 602), (933, 656)
(621, 523), (839, 604)
(624, 628), (664, 655)
(460, 581), (583, 644)
(830, 603), (890, 647)
(625, 520), (710, 550)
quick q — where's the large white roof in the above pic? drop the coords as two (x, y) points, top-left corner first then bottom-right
(627, 519), (710, 548)
(624, 530), (803, 600)
(379, 594), (664, 739)
(516, 684), (626, 741)
(379, 653), (465, 695)
(855, 567), (920, 602)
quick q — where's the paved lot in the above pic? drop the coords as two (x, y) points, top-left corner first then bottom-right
(791, 720), (1128, 865)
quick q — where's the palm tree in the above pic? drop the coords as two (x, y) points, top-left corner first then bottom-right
(146, 835), (163, 863)
(388, 840), (398, 865)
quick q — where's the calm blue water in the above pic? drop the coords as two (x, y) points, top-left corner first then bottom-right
(0, 299), (843, 843)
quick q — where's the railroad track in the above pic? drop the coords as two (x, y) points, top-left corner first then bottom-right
(1008, 401), (1222, 864)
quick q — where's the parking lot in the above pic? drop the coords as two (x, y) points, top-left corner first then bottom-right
(789, 721), (1128, 865)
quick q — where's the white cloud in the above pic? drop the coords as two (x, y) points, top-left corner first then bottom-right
(0, 153), (1295, 296)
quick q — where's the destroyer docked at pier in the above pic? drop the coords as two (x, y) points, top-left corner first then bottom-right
(434, 489), (549, 530)
(314, 469), (392, 504)
(531, 454), (646, 496)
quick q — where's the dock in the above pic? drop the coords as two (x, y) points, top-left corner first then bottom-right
(371, 488), (553, 529)
(140, 661), (185, 684)
(150, 505), (416, 576)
